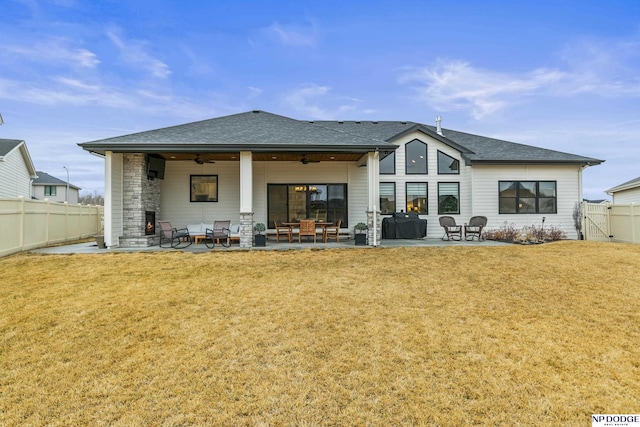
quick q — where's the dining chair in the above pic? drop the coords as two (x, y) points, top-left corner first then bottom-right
(298, 219), (316, 243)
(323, 219), (342, 243)
(274, 220), (292, 243)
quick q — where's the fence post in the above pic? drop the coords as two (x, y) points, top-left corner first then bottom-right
(19, 196), (25, 251)
(632, 203), (636, 244)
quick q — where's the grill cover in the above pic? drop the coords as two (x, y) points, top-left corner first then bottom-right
(382, 213), (427, 239)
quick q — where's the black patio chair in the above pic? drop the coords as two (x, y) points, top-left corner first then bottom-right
(465, 216), (488, 241)
(439, 216), (462, 240)
(158, 220), (192, 248)
(204, 220), (231, 248)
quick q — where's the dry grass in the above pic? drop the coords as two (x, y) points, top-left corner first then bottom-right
(1, 241), (639, 426)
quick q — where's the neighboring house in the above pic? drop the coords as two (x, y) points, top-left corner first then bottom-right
(79, 110), (603, 248)
(606, 176), (640, 204)
(0, 139), (38, 198)
(32, 171), (81, 204)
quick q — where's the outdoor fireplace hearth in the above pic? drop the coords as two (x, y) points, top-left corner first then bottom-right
(145, 211), (156, 235)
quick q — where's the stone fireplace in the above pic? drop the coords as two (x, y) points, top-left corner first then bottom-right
(119, 153), (161, 247)
(145, 211), (156, 235)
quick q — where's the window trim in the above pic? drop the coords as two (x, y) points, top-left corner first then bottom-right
(437, 150), (460, 175)
(405, 139), (428, 175)
(438, 182), (460, 215)
(190, 175), (218, 202)
(405, 182), (428, 214)
(44, 185), (57, 196)
(498, 180), (557, 214)
(379, 182), (397, 215)
(379, 151), (396, 175)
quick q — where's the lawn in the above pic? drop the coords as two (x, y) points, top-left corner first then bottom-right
(1, 241), (639, 426)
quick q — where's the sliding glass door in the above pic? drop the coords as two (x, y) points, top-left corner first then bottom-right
(268, 184), (347, 228)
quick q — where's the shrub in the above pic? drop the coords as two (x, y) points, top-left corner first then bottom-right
(484, 222), (567, 243)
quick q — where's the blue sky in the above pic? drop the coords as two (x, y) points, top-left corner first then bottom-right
(1, 0), (639, 200)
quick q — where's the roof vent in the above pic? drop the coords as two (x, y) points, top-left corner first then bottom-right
(436, 116), (443, 136)
(252, 110), (260, 114)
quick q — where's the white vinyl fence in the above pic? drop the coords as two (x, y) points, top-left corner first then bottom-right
(0, 197), (104, 257)
(583, 201), (640, 244)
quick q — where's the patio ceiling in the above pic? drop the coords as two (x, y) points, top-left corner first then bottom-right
(156, 152), (365, 163)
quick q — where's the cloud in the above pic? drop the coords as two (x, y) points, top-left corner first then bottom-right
(264, 22), (318, 47)
(107, 30), (171, 78)
(0, 37), (99, 68)
(282, 84), (359, 120)
(397, 60), (567, 120)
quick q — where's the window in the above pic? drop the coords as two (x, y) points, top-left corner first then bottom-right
(438, 182), (460, 214)
(437, 151), (460, 174)
(44, 186), (57, 196)
(190, 175), (218, 202)
(379, 182), (396, 214)
(267, 184), (347, 227)
(406, 182), (428, 214)
(405, 140), (427, 174)
(380, 151), (395, 174)
(499, 181), (557, 214)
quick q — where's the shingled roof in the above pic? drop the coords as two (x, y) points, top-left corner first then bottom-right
(79, 110), (603, 166)
(33, 171), (81, 190)
(0, 139), (25, 157)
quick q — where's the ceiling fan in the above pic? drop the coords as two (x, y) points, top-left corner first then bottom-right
(194, 154), (214, 165)
(300, 154), (320, 165)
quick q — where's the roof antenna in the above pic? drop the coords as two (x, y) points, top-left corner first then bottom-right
(435, 116), (443, 136)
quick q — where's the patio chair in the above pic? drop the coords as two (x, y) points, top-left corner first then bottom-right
(298, 219), (316, 243)
(204, 220), (231, 248)
(274, 220), (292, 243)
(465, 216), (487, 241)
(323, 219), (342, 243)
(439, 216), (462, 241)
(158, 220), (192, 248)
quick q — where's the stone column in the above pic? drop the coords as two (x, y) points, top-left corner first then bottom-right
(120, 153), (161, 248)
(239, 212), (254, 249)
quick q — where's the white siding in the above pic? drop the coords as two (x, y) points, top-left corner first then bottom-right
(612, 187), (640, 204)
(159, 160), (370, 230)
(0, 148), (32, 198)
(160, 161), (241, 228)
(472, 164), (582, 239)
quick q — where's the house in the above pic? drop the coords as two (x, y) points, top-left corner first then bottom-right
(0, 139), (38, 199)
(606, 176), (640, 204)
(79, 110), (603, 248)
(32, 171), (81, 204)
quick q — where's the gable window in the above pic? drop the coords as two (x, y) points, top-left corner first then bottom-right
(380, 151), (395, 175)
(437, 151), (460, 174)
(499, 181), (557, 214)
(267, 184), (347, 227)
(406, 182), (427, 214)
(380, 182), (396, 214)
(405, 140), (427, 174)
(438, 182), (460, 214)
(44, 186), (56, 196)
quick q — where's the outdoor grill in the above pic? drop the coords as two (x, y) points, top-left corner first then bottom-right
(382, 212), (427, 239)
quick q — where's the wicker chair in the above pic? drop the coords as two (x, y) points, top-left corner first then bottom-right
(464, 216), (487, 241)
(158, 220), (192, 248)
(298, 219), (316, 243)
(274, 220), (292, 243)
(323, 219), (342, 243)
(204, 220), (231, 248)
(439, 216), (462, 241)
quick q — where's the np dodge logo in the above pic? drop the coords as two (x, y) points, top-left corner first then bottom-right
(593, 414), (640, 427)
